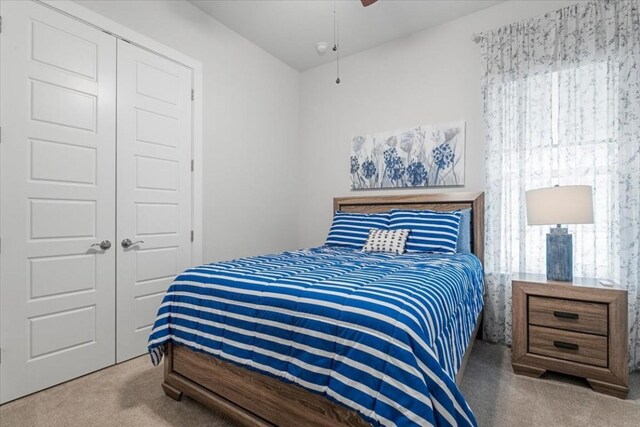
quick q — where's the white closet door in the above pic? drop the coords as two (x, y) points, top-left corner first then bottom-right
(116, 41), (193, 362)
(0, 1), (116, 403)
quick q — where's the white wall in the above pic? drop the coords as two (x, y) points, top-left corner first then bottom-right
(75, 0), (578, 257)
(74, 0), (300, 262)
(297, 0), (577, 248)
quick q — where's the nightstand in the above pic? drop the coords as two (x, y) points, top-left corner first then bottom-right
(511, 273), (628, 398)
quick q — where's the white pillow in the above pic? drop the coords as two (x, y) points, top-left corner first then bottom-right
(362, 228), (410, 254)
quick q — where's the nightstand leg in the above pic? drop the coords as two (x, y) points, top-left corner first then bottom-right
(162, 382), (183, 401)
(512, 363), (546, 378)
(586, 379), (629, 399)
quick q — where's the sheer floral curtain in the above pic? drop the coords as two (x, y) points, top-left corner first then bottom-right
(478, 0), (640, 369)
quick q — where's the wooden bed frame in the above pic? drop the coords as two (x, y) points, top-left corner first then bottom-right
(161, 192), (485, 427)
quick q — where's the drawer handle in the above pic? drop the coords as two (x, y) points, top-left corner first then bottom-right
(553, 311), (579, 320)
(554, 341), (579, 351)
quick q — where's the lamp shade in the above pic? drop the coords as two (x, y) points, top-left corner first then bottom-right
(525, 185), (594, 225)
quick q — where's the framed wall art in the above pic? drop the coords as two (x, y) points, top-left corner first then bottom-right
(350, 121), (465, 190)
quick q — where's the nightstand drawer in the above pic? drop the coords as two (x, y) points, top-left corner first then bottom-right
(529, 325), (608, 368)
(528, 296), (608, 335)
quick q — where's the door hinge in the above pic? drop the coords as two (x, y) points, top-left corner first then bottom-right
(190, 230), (194, 242)
(0, 16), (3, 35)
(191, 159), (194, 172)
(191, 89), (194, 101)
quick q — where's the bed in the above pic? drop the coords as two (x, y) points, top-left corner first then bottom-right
(149, 192), (485, 427)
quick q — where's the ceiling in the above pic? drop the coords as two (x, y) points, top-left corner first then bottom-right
(188, 0), (504, 71)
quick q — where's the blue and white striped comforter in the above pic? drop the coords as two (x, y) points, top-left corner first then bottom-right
(148, 246), (484, 427)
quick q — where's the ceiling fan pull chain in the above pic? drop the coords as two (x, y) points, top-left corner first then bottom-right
(334, 0), (340, 84)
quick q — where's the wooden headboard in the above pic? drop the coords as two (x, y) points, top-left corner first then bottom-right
(333, 192), (485, 264)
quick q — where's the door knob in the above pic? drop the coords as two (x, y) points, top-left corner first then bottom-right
(91, 240), (112, 250)
(121, 238), (144, 248)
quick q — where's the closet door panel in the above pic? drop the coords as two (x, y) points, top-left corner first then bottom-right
(0, 1), (116, 403)
(116, 41), (193, 362)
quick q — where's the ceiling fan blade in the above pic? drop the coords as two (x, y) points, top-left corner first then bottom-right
(361, 0), (378, 7)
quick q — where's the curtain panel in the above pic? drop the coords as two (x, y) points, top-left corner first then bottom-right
(477, 0), (640, 369)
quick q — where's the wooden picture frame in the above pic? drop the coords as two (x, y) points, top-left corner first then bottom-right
(162, 192), (485, 427)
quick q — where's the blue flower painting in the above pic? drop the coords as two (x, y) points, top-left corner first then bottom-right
(350, 121), (465, 189)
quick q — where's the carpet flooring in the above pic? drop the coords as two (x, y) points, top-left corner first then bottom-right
(1, 341), (638, 426)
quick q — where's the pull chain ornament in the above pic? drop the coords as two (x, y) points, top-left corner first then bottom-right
(333, 1), (340, 84)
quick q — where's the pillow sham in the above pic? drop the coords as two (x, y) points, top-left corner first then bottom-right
(362, 228), (410, 254)
(456, 208), (472, 253)
(389, 209), (461, 254)
(325, 211), (390, 249)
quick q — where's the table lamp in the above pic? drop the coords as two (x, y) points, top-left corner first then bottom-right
(525, 185), (594, 282)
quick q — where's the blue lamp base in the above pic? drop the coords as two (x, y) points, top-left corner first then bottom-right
(546, 226), (572, 282)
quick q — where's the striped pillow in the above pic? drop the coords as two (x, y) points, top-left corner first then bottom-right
(389, 209), (462, 254)
(325, 211), (390, 249)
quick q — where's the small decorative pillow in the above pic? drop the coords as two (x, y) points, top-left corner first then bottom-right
(325, 211), (390, 249)
(362, 228), (410, 254)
